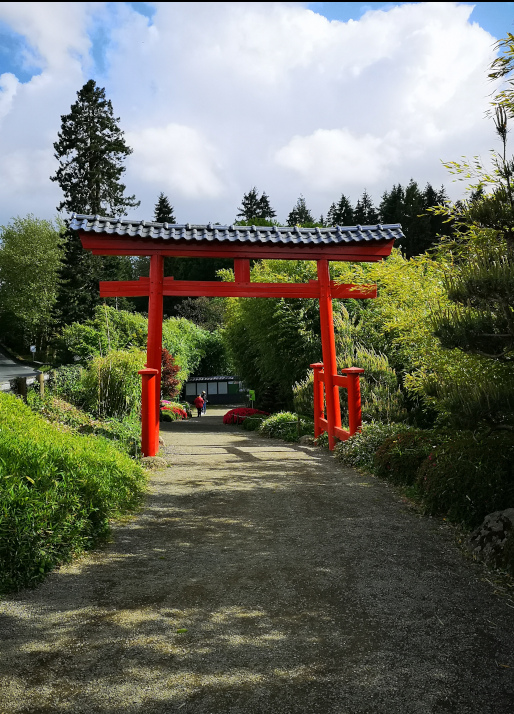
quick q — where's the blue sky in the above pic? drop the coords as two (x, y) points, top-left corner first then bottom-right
(0, 2), (510, 225)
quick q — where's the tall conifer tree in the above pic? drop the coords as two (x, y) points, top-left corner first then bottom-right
(287, 195), (314, 226)
(51, 80), (139, 324)
(154, 193), (176, 223)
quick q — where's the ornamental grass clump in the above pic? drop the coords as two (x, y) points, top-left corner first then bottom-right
(0, 393), (146, 593)
(81, 349), (146, 418)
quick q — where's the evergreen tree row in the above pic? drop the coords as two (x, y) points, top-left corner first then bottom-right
(237, 182), (450, 258)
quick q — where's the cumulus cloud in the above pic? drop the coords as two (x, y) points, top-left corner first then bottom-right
(0, 1), (501, 225)
(126, 124), (226, 199)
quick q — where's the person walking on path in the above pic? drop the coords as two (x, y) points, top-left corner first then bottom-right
(201, 390), (207, 415)
(194, 394), (204, 417)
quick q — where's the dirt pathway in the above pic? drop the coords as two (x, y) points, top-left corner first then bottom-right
(1, 407), (514, 713)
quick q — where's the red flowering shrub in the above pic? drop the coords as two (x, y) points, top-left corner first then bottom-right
(223, 407), (269, 425)
(160, 400), (188, 421)
(161, 349), (180, 399)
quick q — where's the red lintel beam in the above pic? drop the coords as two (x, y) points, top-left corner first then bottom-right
(99, 278), (377, 299)
(79, 234), (393, 262)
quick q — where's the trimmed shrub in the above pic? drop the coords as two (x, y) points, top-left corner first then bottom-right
(242, 414), (269, 431)
(0, 393), (146, 593)
(374, 429), (442, 486)
(259, 411), (313, 442)
(334, 421), (412, 472)
(416, 431), (514, 528)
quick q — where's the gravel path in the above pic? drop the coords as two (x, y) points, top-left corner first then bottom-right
(1, 407), (514, 713)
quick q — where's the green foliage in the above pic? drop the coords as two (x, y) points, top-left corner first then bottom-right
(259, 411), (312, 442)
(334, 422), (412, 472)
(241, 414), (268, 431)
(236, 188), (276, 222)
(61, 306), (212, 384)
(379, 180), (449, 257)
(61, 304), (148, 360)
(51, 79), (138, 217)
(154, 192), (176, 223)
(51, 79), (139, 324)
(0, 215), (64, 351)
(416, 431), (514, 528)
(374, 429), (441, 486)
(287, 195), (315, 226)
(27, 391), (142, 457)
(80, 350), (146, 418)
(50, 364), (87, 406)
(326, 194), (354, 226)
(0, 393), (146, 593)
(221, 260), (322, 410)
(336, 314), (407, 424)
(353, 189), (379, 225)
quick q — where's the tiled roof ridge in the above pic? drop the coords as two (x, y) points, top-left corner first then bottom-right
(70, 214), (403, 246)
(70, 213), (399, 233)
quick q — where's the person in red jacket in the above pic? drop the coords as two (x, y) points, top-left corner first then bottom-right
(194, 394), (204, 417)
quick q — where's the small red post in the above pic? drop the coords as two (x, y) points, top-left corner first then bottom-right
(342, 367), (365, 436)
(310, 362), (324, 438)
(317, 259), (341, 450)
(147, 254), (164, 447)
(139, 368), (159, 456)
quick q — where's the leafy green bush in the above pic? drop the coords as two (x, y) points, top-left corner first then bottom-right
(50, 364), (87, 406)
(27, 392), (142, 457)
(416, 431), (514, 528)
(0, 393), (146, 593)
(259, 411), (313, 442)
(81, 350), (146, 418)
(374, 429), (441, 486)
(241, 414), (268, 431)
(334, 422), (412, 471)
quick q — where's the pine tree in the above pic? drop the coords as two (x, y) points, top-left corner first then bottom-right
(326, 193), (354, 226)
(52, 79), (139, 217)
(258, 191), (277, 221)
(51, 79), (139, 324)
(154, 193), (176, 223)
(353, 190), (379, 225)
(236, 188), (276, 223)
(287, 195), (314, 226)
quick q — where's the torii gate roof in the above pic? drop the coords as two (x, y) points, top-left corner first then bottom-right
(71, 214), (402, 262)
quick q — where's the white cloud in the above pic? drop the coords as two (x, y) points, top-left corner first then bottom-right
(126, 124), (226, 199)
(275, 128), (400, 187)
(0, 1), (502, 225)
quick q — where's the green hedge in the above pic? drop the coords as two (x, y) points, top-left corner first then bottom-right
(259, 412), (313, 442)
(0, 393), (146, 593)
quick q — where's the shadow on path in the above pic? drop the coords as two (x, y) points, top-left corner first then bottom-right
(1, 408), (514, 713)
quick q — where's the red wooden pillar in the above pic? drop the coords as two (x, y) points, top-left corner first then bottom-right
(317, 259), (341, 450)
(138, 368), (159, 456)
(146, 254), (164, 455)
(342, 367), (365, 436)
(310, 362), (324, 439)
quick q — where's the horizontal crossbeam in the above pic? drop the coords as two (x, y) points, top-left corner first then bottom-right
(99, 277), (377, 299)
(81, 235), (392, 262)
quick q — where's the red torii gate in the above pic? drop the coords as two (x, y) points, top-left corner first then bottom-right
(72, 215), (401, 455)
